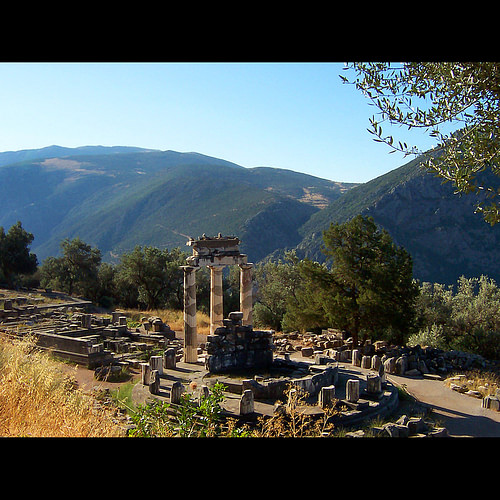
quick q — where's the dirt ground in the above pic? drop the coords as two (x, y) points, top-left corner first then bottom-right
(60, 362), (142, 393)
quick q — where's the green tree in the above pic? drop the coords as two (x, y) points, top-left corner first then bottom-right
(414, 275), (500, 358)
(115, 246), (187, 310)
(0, 221), (38, 288)
(222, 265), (241, 317)
(40, 237), (101, 297)
(95, 262), (117, 308)
(342, 62), (500, 224)
(286, 216), (419, 346)
(253, 250), (301, 331)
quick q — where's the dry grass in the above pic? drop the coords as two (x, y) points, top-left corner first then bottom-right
(445, 369), (500, 397)
(114, 308), (211, 335)
(0, 334), (123, 437)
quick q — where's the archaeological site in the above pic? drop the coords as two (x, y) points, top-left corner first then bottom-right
(2, 234), (499, 437)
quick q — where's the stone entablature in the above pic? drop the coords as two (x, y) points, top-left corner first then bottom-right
(186, 234), (247, 267)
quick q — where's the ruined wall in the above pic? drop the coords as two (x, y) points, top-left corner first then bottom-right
(205, 312), (274, 373)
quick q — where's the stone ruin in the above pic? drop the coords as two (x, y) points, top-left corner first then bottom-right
(0, 291), (178, 370)
(205, 311), (274, 373)
(181, 234), (271, 372)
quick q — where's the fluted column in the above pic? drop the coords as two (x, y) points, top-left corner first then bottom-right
(182, 265), (198, 363)
(209, 265), (224, 334)
(239, 263), (253, 327)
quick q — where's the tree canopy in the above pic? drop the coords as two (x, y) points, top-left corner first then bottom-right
(40, 237), (101, 298)
(342, 62), (500, 225)
(0, 221), (38, 287)
(114, 246), (187, 311)
(285, 215), (419, 346)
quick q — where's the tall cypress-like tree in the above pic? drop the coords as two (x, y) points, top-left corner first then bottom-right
(286, 215), (419, 346)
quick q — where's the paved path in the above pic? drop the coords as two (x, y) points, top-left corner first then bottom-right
(297, 353), (500, 437)
(385, 372), (500, 437)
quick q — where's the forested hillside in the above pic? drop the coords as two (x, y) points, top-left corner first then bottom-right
(295, 154), (500, 284)
(0, 146), (353, 263)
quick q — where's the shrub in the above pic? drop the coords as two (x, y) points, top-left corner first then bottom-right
(407, 323), (448, 350)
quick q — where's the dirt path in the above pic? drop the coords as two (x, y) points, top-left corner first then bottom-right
(386, 372), (500, 437)
(61, 363), (142, 393)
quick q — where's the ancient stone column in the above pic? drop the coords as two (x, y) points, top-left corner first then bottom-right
(239, 263), (253, 327)
(149, 370), (160, 395)
(384, 356), (396, 374)
(200, 385), (210, 401)
(140, 362), (151, 385)
(396, 354), (408, 376)
(318, 385), (336, 409)
(163, 348), (177, 369)
(366, 373), (382, 394)
(371, 355), (381, 372)
(346, 379), (360, 402)
(82, 313), (92, 328)
(240, 389), (255, 415)
(182, 265), (198, 363)
(361, 355), (372, 369)
(209, 265), (224, 334)
(150, 355), (163, 375)
(352, 349), (361, 367)
(171, 381), (185, 404)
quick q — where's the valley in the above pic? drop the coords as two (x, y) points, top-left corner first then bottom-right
(0, 145), (499, 285)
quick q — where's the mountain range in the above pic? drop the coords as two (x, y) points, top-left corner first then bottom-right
(0, 145), (499, 285)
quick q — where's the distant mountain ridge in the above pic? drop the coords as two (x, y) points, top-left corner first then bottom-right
(296, 153), (500, 285)
(0, 145), (355, 264)
(0, 145), (158, 167)
(1, 144), (498, 286)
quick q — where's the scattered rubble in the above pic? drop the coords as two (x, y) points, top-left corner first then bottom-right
(0, 289), (179, 370)
(274, 329), (496, 378)
(345, 414), (449, 438)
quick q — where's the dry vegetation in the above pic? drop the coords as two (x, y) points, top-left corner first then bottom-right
(0, 333), (123, 437)
(115, 308), (212, 335)
(444, 370), (500, 398)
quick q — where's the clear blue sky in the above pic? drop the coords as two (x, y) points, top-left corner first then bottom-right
(0, 62), (440, 183)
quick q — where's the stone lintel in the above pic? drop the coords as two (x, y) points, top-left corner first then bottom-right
(187, 254), (248, 267)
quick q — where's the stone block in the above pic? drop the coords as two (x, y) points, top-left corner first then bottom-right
(482, 395), (500, 411)
(318, 385), (336, 408)
(149, 370), (160, 395)
(383, 423), (409, 438)
(301, 347), (314, 357)
(346, 379), (360, 403)
(171, 381), (185, 404)
(407, 417), (427, 435)
(239, 389), (254, 415)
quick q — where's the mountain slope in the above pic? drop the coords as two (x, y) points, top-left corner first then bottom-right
(0, 146), (353, 263)
(296, 154), (500, 284)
